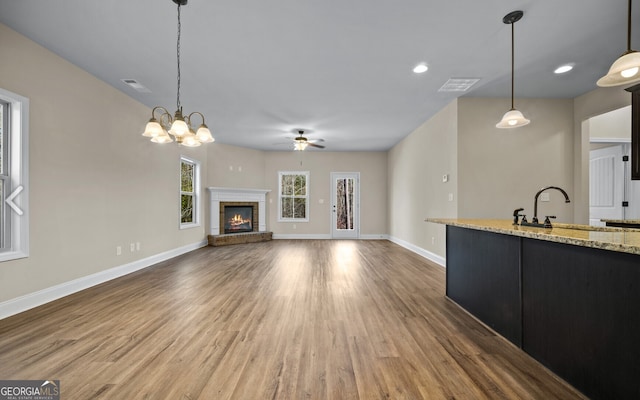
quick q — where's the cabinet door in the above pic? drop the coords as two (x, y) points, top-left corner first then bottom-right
(522, 239), (640, 400)
(446, 226), (522, 346)
(625, 84), (640, 180)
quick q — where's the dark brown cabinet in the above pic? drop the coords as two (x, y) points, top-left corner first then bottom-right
(446, 226), (640, 400)
(625, 83), (640, 179)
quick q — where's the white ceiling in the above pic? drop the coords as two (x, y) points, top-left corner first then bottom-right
(0, 0), (637, 151)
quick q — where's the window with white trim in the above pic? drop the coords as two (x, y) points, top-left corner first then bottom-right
(0, 88), (29, 262)
(180, 156), (200, 228)
(278, 171), (309, 222)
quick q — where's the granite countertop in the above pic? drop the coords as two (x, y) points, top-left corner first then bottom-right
(426, 218), (640, 256)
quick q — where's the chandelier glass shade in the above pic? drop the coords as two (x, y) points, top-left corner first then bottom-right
(143, 107), (214, 147)
(598, 0), (640, 87)
(496, 10), (530, 129)
(142, 0), (214, 147)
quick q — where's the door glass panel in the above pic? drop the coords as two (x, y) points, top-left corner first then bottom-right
(335, 178), (355, 230)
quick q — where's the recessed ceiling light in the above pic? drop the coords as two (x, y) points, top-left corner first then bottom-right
(554, 64), (574, 74)
(413, 63), (429, 74)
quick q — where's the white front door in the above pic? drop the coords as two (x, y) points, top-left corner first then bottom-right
(331, 172), (359, 239)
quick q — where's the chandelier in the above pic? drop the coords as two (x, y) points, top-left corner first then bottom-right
(142, 0), (214, 147)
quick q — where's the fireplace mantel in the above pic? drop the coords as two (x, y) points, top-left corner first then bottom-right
(207, 187), (271, 235)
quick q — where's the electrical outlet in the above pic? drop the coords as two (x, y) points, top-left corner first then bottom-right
(448, 193), (454, 202)
(136, 242), (141, 251)
(130, 243), (135, 252)
(541, 193), (550, 202)
(431, 237), (435, 245)
(116, 246), (122, 256)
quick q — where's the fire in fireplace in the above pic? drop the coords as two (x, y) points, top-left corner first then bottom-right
(224, 206), (253, 234)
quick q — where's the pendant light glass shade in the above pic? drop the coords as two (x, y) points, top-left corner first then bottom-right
(496, 11), (529, 129)
(597, 50), (640, 87)
(598, 0), (640, 87)
(496, 109), (530, 128)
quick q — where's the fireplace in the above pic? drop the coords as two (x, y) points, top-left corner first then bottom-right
(207, 187), (270, 236)
(224, 206), (253, 234)
(219, 201), (259, 234)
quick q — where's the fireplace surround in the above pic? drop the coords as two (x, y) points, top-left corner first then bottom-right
(207, 187), (270, 236)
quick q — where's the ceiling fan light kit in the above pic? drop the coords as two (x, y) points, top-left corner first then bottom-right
(598, 0), (640, 87)
(293, 130), (325, 151)
(141, 0), (214, 147)
(496, 10), (530, 129)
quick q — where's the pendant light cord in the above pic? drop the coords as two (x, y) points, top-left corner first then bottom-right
(511, 20), (515, 110)
(628, 0), (633, 52)
(176, 2), (182, 111)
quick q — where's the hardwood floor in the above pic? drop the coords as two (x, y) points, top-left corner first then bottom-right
(0, 240), (586, 399)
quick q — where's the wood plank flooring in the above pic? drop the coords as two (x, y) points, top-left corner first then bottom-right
(0, 240), (586, 399)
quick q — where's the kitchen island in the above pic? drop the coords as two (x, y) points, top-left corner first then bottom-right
(427, 218), (640, 400)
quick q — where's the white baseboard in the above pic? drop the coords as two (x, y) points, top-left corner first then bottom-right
(359, 234), (389, 240)
(272, 233), (332, 239)
(388, 235), (446, 268)
(272, 233), (389, 240)
(0, 240), (208, 320)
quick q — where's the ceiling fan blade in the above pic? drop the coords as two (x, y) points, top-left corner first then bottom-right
(309, 138), (325, 143)
(307, 142), (325, 149)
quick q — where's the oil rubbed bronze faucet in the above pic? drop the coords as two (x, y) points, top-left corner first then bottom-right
(531, 186), (571, 225)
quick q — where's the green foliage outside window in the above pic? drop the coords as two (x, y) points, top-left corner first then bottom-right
(279, 172), (308, 220)
(180, 158), (197, 225)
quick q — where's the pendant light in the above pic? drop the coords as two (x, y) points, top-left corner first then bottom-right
(496, 10), (530, 129)
(597, 0), (640, 87)
(141, 0), (214, 146)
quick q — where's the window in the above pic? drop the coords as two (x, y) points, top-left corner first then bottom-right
(0, 88), (29, 262)
(278, 171), (309, 222)
(180, 156), (200, 228)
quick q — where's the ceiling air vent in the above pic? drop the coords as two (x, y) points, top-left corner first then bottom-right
(438, 78), (480, 92)
(121, 79), (151, 93)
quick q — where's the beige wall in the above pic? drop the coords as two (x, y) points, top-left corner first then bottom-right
(0, 23), (208, 304)
(388, 100), (458, 256)
(205, 146), (389, 237)
(206, 142), (266, 189)
(260, 151), (388, 237)
(458, 98), (574, 222)
(588, 106), (631, 140)
(389, 97), (575, 260)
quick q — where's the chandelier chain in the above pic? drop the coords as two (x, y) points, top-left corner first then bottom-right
(176, 2), (182, 110)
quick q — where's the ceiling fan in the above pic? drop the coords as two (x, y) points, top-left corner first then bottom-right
(292, 130), (325, 151)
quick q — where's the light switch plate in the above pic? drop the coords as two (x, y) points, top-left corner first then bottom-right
(541, 193), (550, 202)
